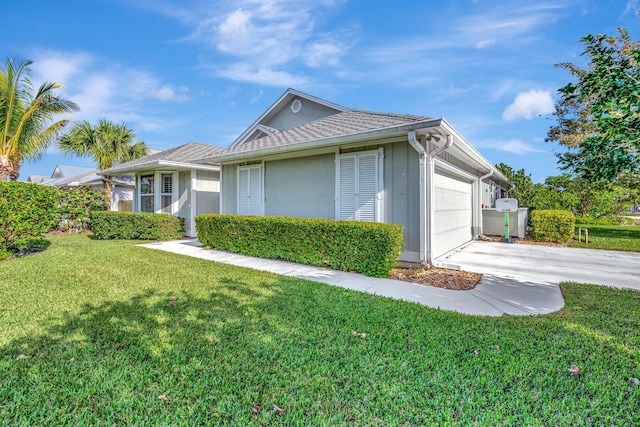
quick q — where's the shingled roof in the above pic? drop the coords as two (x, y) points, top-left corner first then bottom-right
(99, 142), (226, 175)
(214, 109), (432, 157)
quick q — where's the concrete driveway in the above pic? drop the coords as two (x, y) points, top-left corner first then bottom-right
(437, 241), (640, 291)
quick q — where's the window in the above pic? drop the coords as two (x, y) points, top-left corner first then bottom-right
(337, 149), (383, 222)
(140, 174), (154, 212)
(237, 165), (263, 215)
(161, 174), (173, 214)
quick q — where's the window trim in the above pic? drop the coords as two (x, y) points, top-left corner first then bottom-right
(137, 171), (178, 215)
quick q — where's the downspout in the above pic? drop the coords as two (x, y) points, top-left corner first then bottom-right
(408, 131), (453, 266)
(408, 131), (427, 263)
(474, 169), (493, 237)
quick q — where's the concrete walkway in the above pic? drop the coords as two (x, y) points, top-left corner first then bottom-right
(438, 241), (640, 291)
(139, 240), (565, 317)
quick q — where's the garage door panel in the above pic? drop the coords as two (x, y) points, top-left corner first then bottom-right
(434, 210), (471, 233)
(433, 171), (473, 258)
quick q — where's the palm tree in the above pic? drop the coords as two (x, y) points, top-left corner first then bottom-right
(0, 57), (79, 181)
(58, 119), (148, 207)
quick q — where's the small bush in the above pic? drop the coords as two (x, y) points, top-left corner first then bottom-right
(0, 181), (60, 253)
(195, 214), (404, 277)
(91, 211), (184, 240)
(575, 215), (621, 225)
(58, 186), (108, 231)
(531, 210), (576, 243)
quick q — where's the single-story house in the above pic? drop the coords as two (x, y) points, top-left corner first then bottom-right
(194, 89), (510, 265)
(97, 142), (226, 236)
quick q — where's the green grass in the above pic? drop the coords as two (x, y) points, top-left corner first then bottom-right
(1, 235), (639, 425)
(571, 224), (640, 251)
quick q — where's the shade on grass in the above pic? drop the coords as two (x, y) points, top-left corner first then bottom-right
(1, 235), (639, 425)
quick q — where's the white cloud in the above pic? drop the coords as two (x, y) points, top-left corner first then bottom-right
(217, 63), (307, 86)
(623, 0), (639, 17)
(456, 3), (564, 50)
(502, 89), (554, 122)
(30, 50), (191, 131)
(306, 42), (344, 67)
(146, 0), (348, 86)
(501, 139), (545, 154)
(31, 51), (92, 86)
(478, 138), (545, 154)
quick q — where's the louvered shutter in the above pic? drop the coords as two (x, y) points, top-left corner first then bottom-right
(238, 167), (250, 215)
(338, 155), (357, 220)
(238, 165), (262, 215)
(249, 167), (262, 215)
(357, 153), (378, 222)
(337, 150), (382, 222)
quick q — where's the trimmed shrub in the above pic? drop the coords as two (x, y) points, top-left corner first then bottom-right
(0, 181), (60, 252)
(531, 210), (576, 243)
(58, 186), (108, 231)
(195, 214), (404, 277)
(91, 211), (184, 240)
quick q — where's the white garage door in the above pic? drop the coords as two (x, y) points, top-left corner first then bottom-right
(433, 170), (473, 258)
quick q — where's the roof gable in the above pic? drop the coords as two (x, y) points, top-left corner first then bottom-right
(51, 164), (95, 179)
(218, 109), (432, 157)
(230, 88), (348, 148)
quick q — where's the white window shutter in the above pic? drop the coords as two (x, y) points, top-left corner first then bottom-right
(238, 165), (262, 216)
(249, 166), (262, 215)
(337, 150), (382, 222)
(357, 153), (378, 222)
(238, 167), (250, 215)
(338, 156), (356, 220)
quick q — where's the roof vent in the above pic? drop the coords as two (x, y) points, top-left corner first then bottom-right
(291, 98), (302, 114)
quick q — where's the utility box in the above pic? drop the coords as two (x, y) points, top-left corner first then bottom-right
(482, 208), (528, 238)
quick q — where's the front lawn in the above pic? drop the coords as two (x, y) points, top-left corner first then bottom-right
(1, 235), (639, 425)
(571, 224), (640, 251)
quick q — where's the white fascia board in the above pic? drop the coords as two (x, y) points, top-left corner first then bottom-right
(438, 119), (511, 187)
(97, 161), (219, 176)
(199, 118), (444, 165)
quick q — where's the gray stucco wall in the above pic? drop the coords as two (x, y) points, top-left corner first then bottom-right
(381, 142), (421, 255)
(267, 102), (340, 131)
(177, 171), (191, 232)
(264, 154), (335, 218)
(195, 170), (220, 215)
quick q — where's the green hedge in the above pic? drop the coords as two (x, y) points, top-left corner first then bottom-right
(195, 214), (404, 277)
(58, 186), (108, 231)
(0, 181), (60, 252)
(531, 210), (576, 243)
(91, 211), (185, 240)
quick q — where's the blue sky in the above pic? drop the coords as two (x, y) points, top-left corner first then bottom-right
(4, 0), (639, 183)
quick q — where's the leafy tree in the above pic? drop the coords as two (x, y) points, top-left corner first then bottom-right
(494, 163), (537, 207)
(58, 119), (147, 207)
(0, 57), (78, 181)
(548, 27), (640, 182)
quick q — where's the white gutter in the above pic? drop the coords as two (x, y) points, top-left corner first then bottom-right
(474, 169), (493, 237)
(97, 160), (220, 176)
(408, 131), (454, 266)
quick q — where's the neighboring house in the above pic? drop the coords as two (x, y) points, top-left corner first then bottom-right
(97, 142), (226, 236)
(29, 164), (135, 211)
(45, 170), (135, 212)
(194, 89), (511, 265)
(26, 175), (48, 184)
